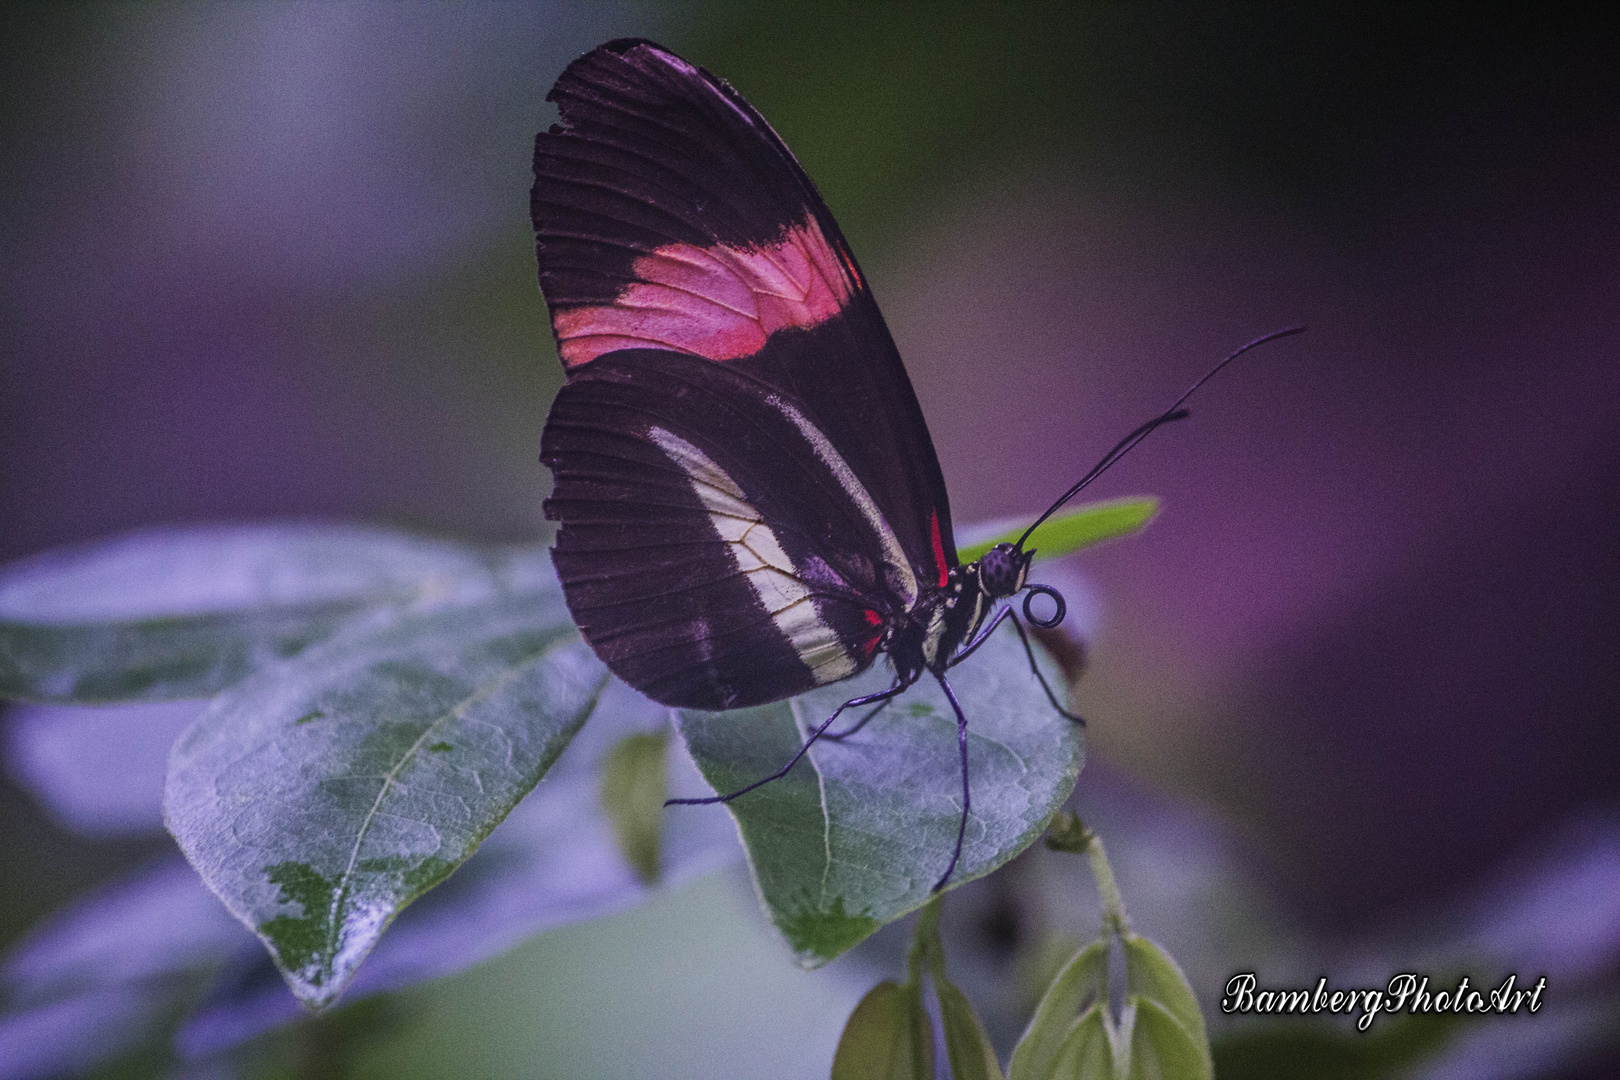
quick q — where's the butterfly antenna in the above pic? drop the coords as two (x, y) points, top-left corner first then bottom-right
(1014, 326), (1305, 551)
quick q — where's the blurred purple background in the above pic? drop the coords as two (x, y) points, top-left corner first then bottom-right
(2, 4), (1617, 1071)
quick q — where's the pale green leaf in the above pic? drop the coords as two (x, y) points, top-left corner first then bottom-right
(1054, 1004), (1115, 1080)
(163, 588), (607, 1008)
(1125, 997), (1211, 1080)
(831, 980), (935, 1080)
(1008, 939), (1109, 1080)
(1122, 936), (1212, 1080)
(599, 730), (670, 884)
(954, 499), (1158, 566)
(937, 979), (1006, 1080)
(0, 525), (520, 703)
(677, 627), (1082, 966)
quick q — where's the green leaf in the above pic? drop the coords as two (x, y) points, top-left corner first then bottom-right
(1121, 935), (1211, 1079)
(1008, 940), (1109, 1080)
(915, 894), (1004, 1080)
(830, 981), (934, 1080)
(599, 730), (670, 884)
(937, 979), (1006, 1080)
(1124, 996), (1210, 1080)
(0, 612), (354, 706)
(163, 588), (608, 1008)
(676, 627), (1082, 966)
(0, 524), (517, 703)
(1015, 930), (1090, 1020)
(954, 498), (1159, 566)
(1011, 935), (1211, 1080)
(1052, 1004), (1115, 1080)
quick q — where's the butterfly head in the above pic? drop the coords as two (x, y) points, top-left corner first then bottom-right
(974, 543), (1067, 631)
(976, 543), (1033, 601)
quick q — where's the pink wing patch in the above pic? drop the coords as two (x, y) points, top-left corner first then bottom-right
(555, 217), (855, 368)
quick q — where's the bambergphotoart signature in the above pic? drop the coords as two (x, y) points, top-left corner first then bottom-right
(1221, 972), (1547, 1032)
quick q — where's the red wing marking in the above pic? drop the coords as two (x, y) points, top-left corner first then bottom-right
(838, 248), (864, 292)
(858, 609), (884, 660)
(556, 217), (854, 368)
(929, 510), (949, 588)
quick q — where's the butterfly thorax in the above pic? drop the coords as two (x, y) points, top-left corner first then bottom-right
(887, 544), (1032, 680)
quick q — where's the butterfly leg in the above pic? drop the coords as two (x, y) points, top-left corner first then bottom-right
(665, 680), (909, 807)
(822, 694), (896, 741)
(946, 605), (1013, 668)
(1007, 612), (1086, 726)
(932, 672), (972, 892)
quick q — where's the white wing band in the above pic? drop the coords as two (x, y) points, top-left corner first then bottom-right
(766, 395), (919, 606)
(647, 427), (856, 685)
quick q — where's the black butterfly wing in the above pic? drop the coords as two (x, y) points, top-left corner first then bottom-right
(542, 351), (915, 709)
(532, 38), (957, 590)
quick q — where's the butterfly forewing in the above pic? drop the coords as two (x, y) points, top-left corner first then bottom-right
(534, 39), (957, 708)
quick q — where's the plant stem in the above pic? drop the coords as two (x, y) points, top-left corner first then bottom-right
(1084, 831), (1129, 937)
(907, 894), (945, 986)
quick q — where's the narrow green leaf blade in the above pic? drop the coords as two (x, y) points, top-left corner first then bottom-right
(937, 979), (1006, 1080)
(0, 524), (512, 703)
(599, 730), (669, 884)
(1008, 939), (1110, 1080)
(163, 590), (607, 1008)
(1121, 935), (1211, 1079)
(676, 627), (1082, 966)
(1054, 1004), (1115, 1080)
(831, 981), (935, 1080)
(1125, 997), (1211, 1080)
(955, 499), (1159, 566)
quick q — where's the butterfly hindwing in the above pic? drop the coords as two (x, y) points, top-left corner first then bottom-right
(543, 351), (914, 709)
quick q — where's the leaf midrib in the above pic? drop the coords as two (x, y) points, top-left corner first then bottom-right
(790, 695), (836, 908)
(322, 632), (567, 967)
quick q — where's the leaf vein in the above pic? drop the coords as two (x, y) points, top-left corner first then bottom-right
(790, 695), (835, 908)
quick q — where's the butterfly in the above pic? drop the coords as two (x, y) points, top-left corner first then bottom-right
(531, 39), (1299, 890)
